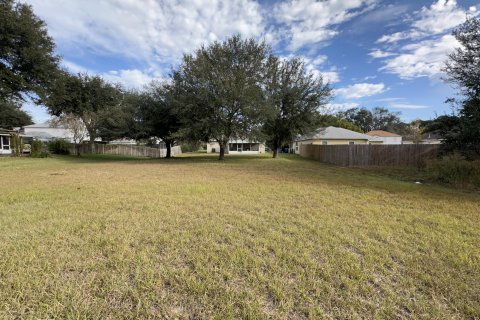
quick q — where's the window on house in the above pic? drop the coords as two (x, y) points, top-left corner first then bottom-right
(2, 136), (9, 150)
(349, 141), (355, 145)
(322, 140), (328, 145)
(229, 143), (237, 152)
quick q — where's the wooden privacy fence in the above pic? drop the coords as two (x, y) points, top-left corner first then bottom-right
(71, 144), (182, 158)
(299, 144), (439, 167)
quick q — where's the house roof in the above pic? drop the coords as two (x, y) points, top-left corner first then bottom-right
(23, 122), (66, 129)
(366, 130), (401, 137)
(0, 128), (16, 135)
(296, 126), (372, 141)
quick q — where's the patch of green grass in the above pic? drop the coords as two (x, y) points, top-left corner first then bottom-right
(0, 154), (479, 319)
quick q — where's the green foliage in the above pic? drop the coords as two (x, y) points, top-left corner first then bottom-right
(45, 73), (123, 143)
(30, 139), (44, 157)
(338, 107), (409, 134)
(129, 84), (181, 158)
(47, 139), (70, 155)
(262, 57), (332, 157)
(317, 114), (362, 132)
(173, 35), (270, 160)
(180, 140), (202, 153)
(0, 99), (33, 128)
(426, 154), (480, 189)
(427, 17), (480, 159)
(0, 0), (60, 103)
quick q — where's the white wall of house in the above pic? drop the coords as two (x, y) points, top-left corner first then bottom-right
(370, 136), (402, 144)
(22, 124), (81, 143)
(206, 141), (265, 154)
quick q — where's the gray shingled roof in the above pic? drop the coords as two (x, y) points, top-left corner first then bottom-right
(296, 126), (372, 141)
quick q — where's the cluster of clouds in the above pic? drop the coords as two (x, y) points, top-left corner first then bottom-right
(27, 0), (378, 89)
(25, 0), (476, 109)
(371, 0), (478, 79)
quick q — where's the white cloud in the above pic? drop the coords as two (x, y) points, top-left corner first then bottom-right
(413, 0), (470, 35)
(27, 0), (265, 67)
(336, 83), (386, 99)
(374, 0), (475, 79)
(273, 0), (377, 51)
(380, 34), (459, 79)
(376, 0), (474, 43)
(102, 69), (161, 89)
(62, 60), (157, 89)
(390, 103), (430, 109)
(369, 49), (396, 58)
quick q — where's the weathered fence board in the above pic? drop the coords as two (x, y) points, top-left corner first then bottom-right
(299, 144), (439, 167)
(70, 144), (182, 158)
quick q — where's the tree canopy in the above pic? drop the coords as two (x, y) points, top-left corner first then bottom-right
(45, 73), (123, 147)
(172, 35), (270, 160)
(425, 16), (480, 159)
(0, 99), (33, 128)
(262, 56), (332, 157)
(0, 0), (60, 103)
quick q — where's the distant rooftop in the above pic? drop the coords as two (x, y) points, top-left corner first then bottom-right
(296, 126), (372, 141)
(23, 122), (66, 129)
(366, 130), (401, 137)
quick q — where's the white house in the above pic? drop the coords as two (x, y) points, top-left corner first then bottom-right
(22, 122), (78, 142)
(206, 139), (265, 154)
(365, 130), (402, 144)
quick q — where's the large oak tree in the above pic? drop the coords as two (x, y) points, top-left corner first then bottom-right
(172, 35), (270, 160)
(263, 57), (332, 158)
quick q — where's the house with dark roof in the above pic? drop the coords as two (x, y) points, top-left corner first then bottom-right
(366, 130), (402, 145)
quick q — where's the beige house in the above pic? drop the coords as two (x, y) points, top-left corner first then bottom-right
(207, 139), (265, 154)
(292, 126), (375, 154)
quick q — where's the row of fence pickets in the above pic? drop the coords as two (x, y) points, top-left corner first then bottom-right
(70, 144), (182, 158)
(299, 144), (439, 167)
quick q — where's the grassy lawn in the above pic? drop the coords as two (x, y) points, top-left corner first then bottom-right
(0, 154), (479, 319)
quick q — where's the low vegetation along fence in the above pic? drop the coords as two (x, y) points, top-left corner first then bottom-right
(299, 144), (439, 167)
(71, 144), (182, 158)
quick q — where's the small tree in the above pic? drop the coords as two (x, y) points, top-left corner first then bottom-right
(45, 73), (122, 152)
(50, 114), (88, 156)
(132, 83), (181, 158)
(173, 35), (270, 160)
(263, 57), (332, 158)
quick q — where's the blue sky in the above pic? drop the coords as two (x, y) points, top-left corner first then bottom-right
(23, 0), (479, 123)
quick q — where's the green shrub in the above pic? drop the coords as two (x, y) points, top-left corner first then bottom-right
(48, 139), (70, 155)
(426, 154), (480, 189)
(30, 140), (46, 157)
(180, 141), (202, 153)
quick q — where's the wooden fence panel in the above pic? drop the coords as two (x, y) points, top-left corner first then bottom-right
(299, 144), (438, 167)
(70, 144), (182, 158)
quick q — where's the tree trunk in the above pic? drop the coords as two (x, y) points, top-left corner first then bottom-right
(74, 142), (81, 156)
(273, 148), (278, 158)
(219, 143), (226, 161)
(165, 140), (172, 158)
(89, 137), (95, 154)
(272, 142), (279, 158)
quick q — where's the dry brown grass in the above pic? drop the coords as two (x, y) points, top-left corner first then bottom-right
(0, 154), (479, 319)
